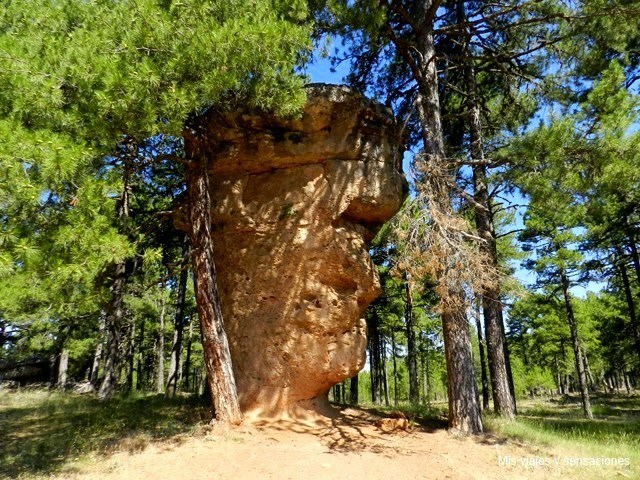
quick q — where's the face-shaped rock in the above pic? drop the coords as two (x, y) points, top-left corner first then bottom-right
(198, 85), (406, 419)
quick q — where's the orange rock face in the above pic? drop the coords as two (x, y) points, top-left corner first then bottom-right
(195, 85), (406, 419)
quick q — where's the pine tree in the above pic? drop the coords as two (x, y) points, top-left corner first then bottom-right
(1, 0), (312, 422)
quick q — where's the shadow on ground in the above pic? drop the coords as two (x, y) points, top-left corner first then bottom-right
(249, 402), (448, 456)
(0, 389), (211, 478)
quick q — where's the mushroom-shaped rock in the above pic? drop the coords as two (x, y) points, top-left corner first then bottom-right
(185, 85), (407, 420)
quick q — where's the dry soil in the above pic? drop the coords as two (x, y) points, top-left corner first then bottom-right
(62, 407), (565, 480)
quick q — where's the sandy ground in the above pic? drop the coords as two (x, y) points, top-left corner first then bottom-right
(58, 407), (568, 480)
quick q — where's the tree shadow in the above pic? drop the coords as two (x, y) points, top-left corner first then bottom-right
(249, 402), (446, 458)
(0, 390), (211, 478)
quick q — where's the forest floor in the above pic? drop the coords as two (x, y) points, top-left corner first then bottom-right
(1, 389), (638, 480)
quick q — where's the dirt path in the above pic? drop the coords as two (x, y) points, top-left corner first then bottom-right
(64, 407), (562, 480)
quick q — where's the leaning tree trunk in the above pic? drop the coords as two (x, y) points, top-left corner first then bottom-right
(166, 245), (189, 398)
(184, 143), (241, 424)
(560, 270), (593, 419)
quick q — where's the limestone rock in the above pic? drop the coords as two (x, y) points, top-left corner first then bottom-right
(189, 84), (406, 419)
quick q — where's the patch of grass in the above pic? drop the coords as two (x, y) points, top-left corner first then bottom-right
(0, 389), (211, 479)
(485, 393), (640, 479)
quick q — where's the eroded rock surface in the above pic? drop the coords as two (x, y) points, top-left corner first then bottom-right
(192, 85), (406, 419)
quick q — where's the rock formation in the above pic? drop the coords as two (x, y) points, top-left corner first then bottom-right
(187, 85), (406, 419)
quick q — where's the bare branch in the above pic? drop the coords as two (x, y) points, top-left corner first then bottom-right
(496, 229), (525, 239)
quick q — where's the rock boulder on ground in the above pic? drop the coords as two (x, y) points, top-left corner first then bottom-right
(187, 85), (406, 419)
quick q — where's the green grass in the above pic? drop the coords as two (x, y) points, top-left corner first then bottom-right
(361, 393), (640, 479)
(0, 389), (211, 479)
(484, 393), (640, 479)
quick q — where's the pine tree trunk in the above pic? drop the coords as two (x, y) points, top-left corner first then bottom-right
(391, 331), (398, 406)
(497, 308), (517, 411)
(404, 272), (419, 405)
(124, 320), (136, 393)
(98, 260), (129, 399)
(421, 355), (428, 403)
(559, 340), (568, 394)
(379, 338), (383, 404)
(449, 0), (515, 420)
(415, 15), (482, 434)
(414, 62), (486, 427)
(422, 346), (431, 404)
(627, 234), (640, 284)
(184, 150), (241, 424)
(183, 318), (193, 392)
(481, 288), (516, 418)
(617, 251), (640, 365)
(442, 304), (483, 434)
(350, 375), (358, 405)
(156, 289), (166, 393)
(57, 348), (69, 389)
(98, 151), (133, 400)
(468, 101), (515, 419)
(90, 314), (106, 386)
(136, 318), (145, 391)
(166, 244), (189, 398)
(368, 309), (380, 404)
(370, 347), (376, 403)
(376, 0), (482, 434)
(474, 298), (490, 411)
(381, 337), (390, 407)
(560, 271), (593, 419)
(583, 348), (595, 391)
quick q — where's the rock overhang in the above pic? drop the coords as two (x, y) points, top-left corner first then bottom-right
(182, 84), (407, 419)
